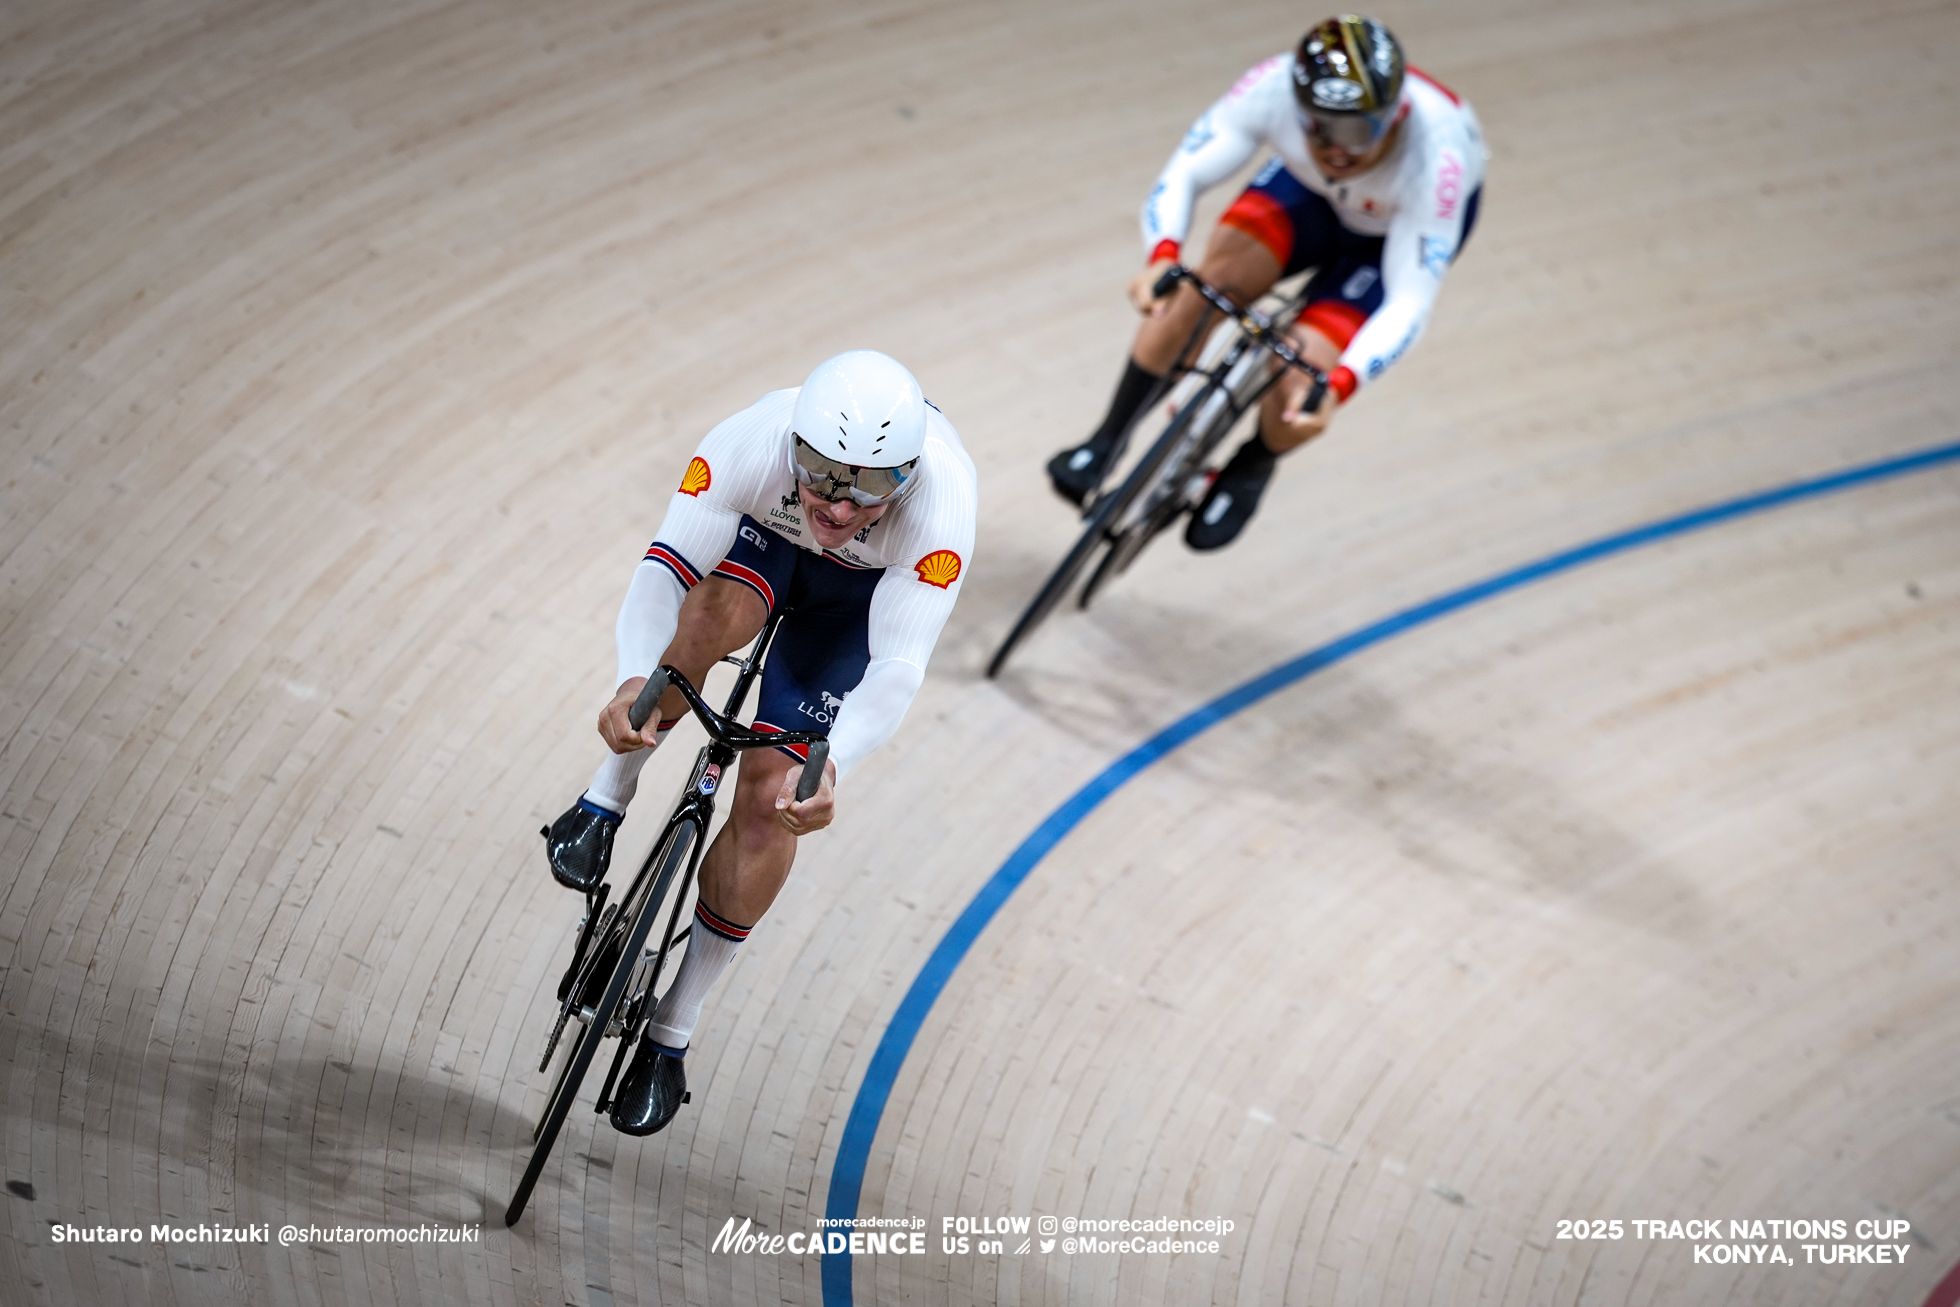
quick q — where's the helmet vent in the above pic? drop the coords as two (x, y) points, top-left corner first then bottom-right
(792, 349), (927, 477)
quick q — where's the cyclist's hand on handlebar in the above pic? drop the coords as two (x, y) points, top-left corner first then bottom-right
(774, 758), (837, 836)
(1272, 374), (1340, 444)
(1128, 258), (1179, 317)
(599, 677), (664, 754)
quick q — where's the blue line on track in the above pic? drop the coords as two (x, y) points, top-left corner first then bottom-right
(820, 440), (1960, 1305)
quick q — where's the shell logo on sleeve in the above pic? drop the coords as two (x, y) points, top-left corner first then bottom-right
(914, 549), (962, 589)
(678, 456), (712, 496)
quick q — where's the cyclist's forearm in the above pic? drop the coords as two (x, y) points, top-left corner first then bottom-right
(1336, 213), (1451, 394)
(1337, 291), (1430, 396)
(823, 469), (971, 780)
(827, 571), (958, 779)
(1141, 115), (1259, 258)
(615, 561), (686, 688)
(617, 491), (743, 685)
(826, 656), (926, 781)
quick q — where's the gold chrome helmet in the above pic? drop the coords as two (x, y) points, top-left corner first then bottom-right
(1292, 15), (1406, 152)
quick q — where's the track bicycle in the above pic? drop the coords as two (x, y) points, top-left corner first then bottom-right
(504, 611), (828, 1226)
(986, 266), (1327, 677)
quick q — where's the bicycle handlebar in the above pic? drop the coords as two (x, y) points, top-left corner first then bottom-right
(796, 740), (830, 801)
(628, 666), (831, 800)
(627, 669), (671, 732)
(1152, 265), (1328, 412)
(1149, 265), (1186, 302)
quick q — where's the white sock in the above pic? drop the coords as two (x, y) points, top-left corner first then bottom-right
(646, 902), (751, 1049)
(582, 718), (679, 813)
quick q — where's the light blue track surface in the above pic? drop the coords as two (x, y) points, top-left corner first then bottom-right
(820, 440), (1960, 1305)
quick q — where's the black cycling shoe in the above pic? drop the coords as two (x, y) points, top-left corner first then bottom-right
(609, 1037), (689, 1136)
(1184, 445), (1278, 552)
(1046, 440), (1112, 508)
(542, 798), (620, 893)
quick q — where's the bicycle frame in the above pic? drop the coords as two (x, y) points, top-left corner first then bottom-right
(1087, 267), (1325, 518)
(591, 607), (833, 1098)
(985, 266), (1327, 676)
(1117, 311), (1295, 525)
(506, 608), (830, 1226)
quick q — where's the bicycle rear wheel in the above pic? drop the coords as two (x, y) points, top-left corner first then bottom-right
(504, 814), (699, 1227)
(533, 998), (597, 1143)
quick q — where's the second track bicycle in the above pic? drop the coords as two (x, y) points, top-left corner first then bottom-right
(987, 265), (1327, 677)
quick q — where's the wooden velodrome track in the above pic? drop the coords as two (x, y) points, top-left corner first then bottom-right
(4, 0), (1958, 1303)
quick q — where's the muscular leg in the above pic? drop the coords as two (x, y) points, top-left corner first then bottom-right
(1184, 318), (1343, 552)
(654, 575), (769, 720)
(1132, 225), (1285, 375)
(697, 747), (800, 924)
(638, 584), (829, 1050)
(641, 743), (801, 1050)
(583, 576), (768, 813)
(612, 567), (843, 1121)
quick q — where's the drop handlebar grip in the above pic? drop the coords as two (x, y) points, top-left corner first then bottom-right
(627, 669), (671, 733)
(1151, 265), (1185, 300)
(1303, 377), (1327, 414)
(796, 740), (830, 802)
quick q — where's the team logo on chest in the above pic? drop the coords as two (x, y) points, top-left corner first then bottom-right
(679, 457), (712, 496)
(914, 549), (962, 589)
(767, 491), (806, 538)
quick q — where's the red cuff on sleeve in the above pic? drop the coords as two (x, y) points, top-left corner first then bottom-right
(1328, 366), (1357, 403)
(1148, 239), (1181, 265)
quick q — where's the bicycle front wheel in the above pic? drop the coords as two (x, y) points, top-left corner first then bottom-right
(504, 814), (699, 1227)
(986, 498), (1123, 678)
(987, 384), (1227, 676)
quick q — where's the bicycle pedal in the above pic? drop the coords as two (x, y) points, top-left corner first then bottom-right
(683, 1092), (691, 1104)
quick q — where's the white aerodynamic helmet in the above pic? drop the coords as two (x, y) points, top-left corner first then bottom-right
(789, 350), (927, 505)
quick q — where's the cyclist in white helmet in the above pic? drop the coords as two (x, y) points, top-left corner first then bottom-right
(544, 349), (977, 1136)
(1048, 15), (1486, 549)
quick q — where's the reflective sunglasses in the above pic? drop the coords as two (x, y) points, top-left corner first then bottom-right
(1304, 106), (1394, 154)
(791, 435), (919, 506)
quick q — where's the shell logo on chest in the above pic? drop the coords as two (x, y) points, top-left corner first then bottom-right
(914, 549), (962, 589)
(678, 457), (712, 496)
